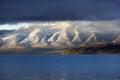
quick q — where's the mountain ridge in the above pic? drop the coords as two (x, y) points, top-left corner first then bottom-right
(0, 21), (120, 49)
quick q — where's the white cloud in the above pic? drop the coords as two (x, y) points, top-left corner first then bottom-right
(0, 20), (120, 34)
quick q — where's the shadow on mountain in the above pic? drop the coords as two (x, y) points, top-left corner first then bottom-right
(63, 42), (120, 54)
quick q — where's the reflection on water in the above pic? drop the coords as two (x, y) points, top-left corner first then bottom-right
(0, 54), (120, 80)
(1, 72), (120, 80)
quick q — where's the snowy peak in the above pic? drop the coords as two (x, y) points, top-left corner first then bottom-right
(23, 28), (41, 43)
(112, 35), (120, 43)
(0, 21), (120, 48)
(84, 32), (97, 45)
(72, 27), (81, 43)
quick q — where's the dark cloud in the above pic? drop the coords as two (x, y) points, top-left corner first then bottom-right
(0, 0), (120, 23)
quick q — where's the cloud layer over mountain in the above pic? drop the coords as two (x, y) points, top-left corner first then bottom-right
(0, 20), (120, 48)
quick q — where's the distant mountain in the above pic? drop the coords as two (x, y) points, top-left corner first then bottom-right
(0, 21), (120, 49)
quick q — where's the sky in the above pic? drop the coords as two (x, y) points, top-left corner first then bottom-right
(0, 0), (120, 30)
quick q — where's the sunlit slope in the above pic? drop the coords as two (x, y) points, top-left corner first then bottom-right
(0, 21), (120, 48)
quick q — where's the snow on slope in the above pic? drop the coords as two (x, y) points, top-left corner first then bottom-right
(84, 32), (97, 45)
(72, 27), (82, 43)
(19, 28), (41, 46)
(0, 20), (120, 48)
(112, 35), (120, 43)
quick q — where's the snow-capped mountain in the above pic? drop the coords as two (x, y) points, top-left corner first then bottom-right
(0, 21), (120, 48)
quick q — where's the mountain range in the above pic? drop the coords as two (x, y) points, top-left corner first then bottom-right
(0, 21), (120, 54)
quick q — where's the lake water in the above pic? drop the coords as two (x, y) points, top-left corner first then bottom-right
(0, 54), (120, 80)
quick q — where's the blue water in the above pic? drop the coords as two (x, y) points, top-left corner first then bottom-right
(0, 54), (120, 80)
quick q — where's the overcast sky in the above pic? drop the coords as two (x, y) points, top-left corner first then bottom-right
(0, 0), (120, 23)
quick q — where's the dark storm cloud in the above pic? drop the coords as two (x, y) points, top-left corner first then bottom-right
(0, 0), (120, 23)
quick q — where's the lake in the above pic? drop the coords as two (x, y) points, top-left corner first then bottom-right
(0, 54), (120, 80)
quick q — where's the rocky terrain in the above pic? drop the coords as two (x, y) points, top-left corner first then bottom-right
(0, 21), (120, 54)
(63, 42), (120, 54)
